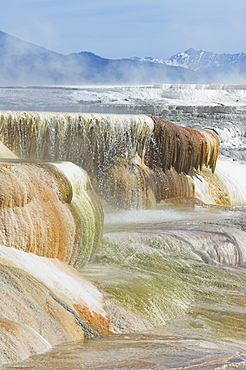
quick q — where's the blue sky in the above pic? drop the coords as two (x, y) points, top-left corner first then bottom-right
(1, 0), (246, 59)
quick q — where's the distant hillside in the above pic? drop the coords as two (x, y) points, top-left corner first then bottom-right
(0, 31), (245, 85)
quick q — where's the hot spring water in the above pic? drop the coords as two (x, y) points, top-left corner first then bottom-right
(0, 85), (246, 369)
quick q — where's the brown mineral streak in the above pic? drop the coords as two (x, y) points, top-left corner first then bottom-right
(73, 303), (110, 335)
(146, 116), (219, 174)
(99, 116), (220, 208)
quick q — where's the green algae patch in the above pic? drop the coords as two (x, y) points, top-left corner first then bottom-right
(82, 231), (246, 344)
(82, 233), (201, 329)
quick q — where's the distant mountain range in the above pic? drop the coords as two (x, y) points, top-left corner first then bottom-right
(0, 30), (245, 85)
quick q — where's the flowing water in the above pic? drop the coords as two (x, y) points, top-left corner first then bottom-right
(0, 84), (246, 369)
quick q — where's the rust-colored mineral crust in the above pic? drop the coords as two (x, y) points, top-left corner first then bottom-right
(145, 116), (219, 174)
(0, 162), (103, 266)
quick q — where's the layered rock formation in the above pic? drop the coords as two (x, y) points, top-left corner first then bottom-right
(0, 111), (221, 208)
(0, 160), (107, 365)
(0, 161), (103, 266)
(1, 111), (245, 207)
(0, 111), (246, 366)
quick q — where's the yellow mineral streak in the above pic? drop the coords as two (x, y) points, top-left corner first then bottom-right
(50, 162), (104, 266)
(0, 161), (103, 266)
(196, 167), (230, 205)
(214, 158), (246, 206)
(0, 111), (154, 164)
(197, 129), (220, 173)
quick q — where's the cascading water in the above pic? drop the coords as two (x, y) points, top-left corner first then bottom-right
(0, 84), (246, 370)
(0, 111), (222, 208)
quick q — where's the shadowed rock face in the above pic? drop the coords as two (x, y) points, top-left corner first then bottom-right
(0, 162), (103, 267)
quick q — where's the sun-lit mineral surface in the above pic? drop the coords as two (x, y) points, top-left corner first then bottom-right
(0, 161), (103, 266)
(0, 159), (107, 365)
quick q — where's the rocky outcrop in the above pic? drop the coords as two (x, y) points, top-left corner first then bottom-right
(0, 161), (103, 267)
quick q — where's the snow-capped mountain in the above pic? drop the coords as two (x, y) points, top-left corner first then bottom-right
(130, 56), (166, 64)
(132, 48), (246, 75)
(0, 30), (245, 85)
(165, 48), (246, 72)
